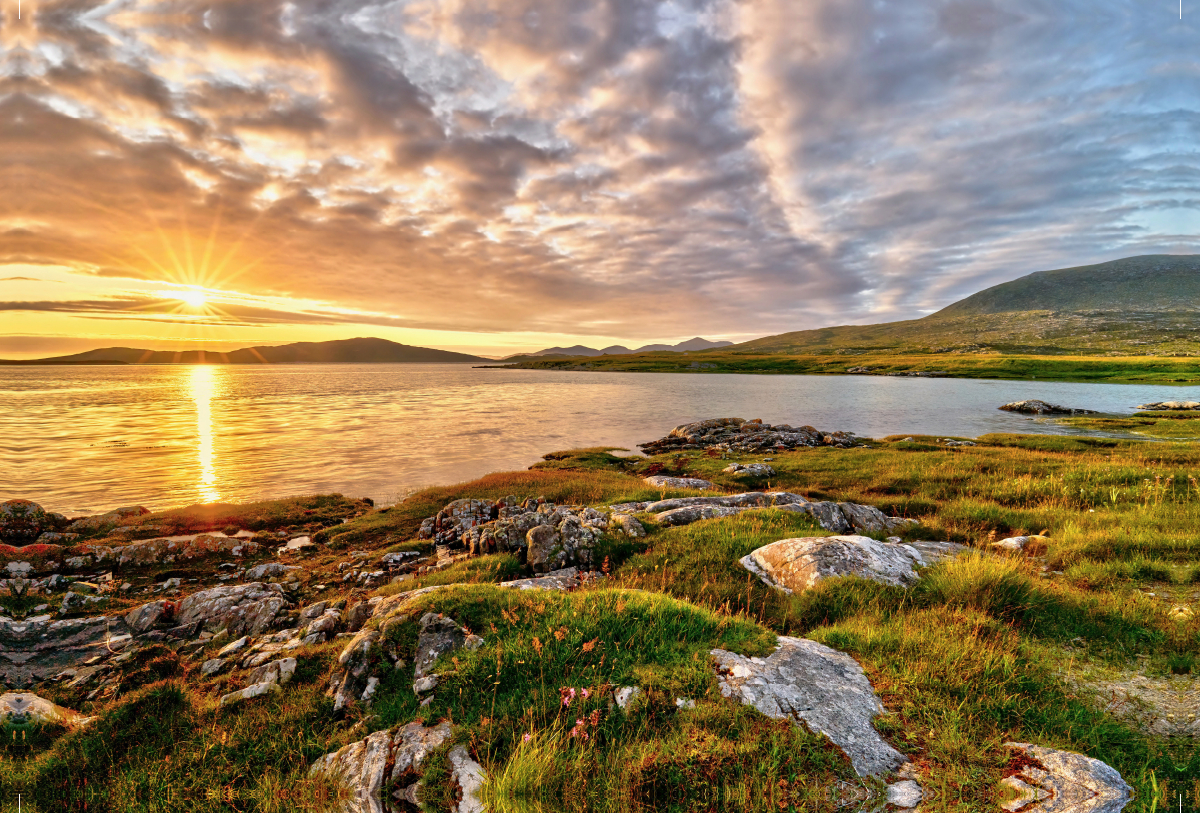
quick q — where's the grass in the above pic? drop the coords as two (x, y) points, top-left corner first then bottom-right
(13, 419), (1200, 811)
(498, 351), (1200, 384)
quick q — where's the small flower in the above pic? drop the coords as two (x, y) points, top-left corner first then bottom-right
(523, 733), (532, 743)
(581, 689), (590, 699)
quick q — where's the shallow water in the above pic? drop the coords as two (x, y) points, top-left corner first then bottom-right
(1, 363), (1196, 514)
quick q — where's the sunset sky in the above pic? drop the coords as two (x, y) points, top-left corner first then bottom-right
(0, 0), (1196, 358)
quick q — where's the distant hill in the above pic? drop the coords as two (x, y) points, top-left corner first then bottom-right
(516, 337), (733, 359)
(1, 337), (489, 365)
(732, 255), (1200, 357)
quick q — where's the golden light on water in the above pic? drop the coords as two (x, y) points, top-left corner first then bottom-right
(189, 365), (220, 503)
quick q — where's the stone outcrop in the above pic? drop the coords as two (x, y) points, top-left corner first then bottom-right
(1137, 401), (1200, 411)
(1002, 743), (1132, 813)
(414, 612), (483, 682)
(638, 418), (859, 454)
(711, 636), (905, 777)
(0, 614), (133, 687)
(310, 721), (456, 813)
(741, 535), (966, 594)
(991, 535), (1049, 553)
(642, 475), (716, 490)
(175, 583), (292, 638)
(999, 400), (1097, 416)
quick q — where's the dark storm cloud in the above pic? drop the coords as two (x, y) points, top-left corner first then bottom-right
(0, 0), (1196, 340)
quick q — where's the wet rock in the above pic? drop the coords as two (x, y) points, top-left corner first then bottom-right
(712, 636), (904, 777)
(999, 400), (1097, 416)
(723, 463), (776, 477)
(0, 501), (52, 544)
(642, 475), (716, 490)
(1003, 742), (1132, 813)
(175, 583), (291, 637)
(740, 535), (967, 594)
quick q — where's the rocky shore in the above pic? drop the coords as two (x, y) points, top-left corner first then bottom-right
(0, 416), (1143, 813)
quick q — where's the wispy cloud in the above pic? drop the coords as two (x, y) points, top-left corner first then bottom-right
(0, 0), (1195, 344)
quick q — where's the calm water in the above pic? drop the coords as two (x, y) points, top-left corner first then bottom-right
(1, 364), (1197, 515)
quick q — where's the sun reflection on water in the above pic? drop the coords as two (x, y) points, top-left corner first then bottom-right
(189, 365), (220, 503)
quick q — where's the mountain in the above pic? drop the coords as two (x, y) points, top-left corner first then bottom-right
(518, 337), (733, 358)
(732, 255), (1200, 357)
(2, 337), (490, 365)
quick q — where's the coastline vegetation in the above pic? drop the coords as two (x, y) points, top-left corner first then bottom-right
(495, 351), (1200, 384)
(7, 414), (1200, 811)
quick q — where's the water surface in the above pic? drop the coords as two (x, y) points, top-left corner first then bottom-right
(1, 364), (1195, 514)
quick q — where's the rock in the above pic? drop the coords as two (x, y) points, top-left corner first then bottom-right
(614, 686), (642, 710)
(0, 501), (52, 544)
(415, 613), (480, 679)
(305, 612), (340, 638)
(245, 562), (292, 580)
(712, 636), (904, 777)
(0, 692), (94, 727)
(887, 780), (924, 808)
(608, 513), (646, 538)
(46, 574), (70, 592)
(448, 745), (487, 813)
(999, 400), (1097, 416)
(125, 601), (171, 633)
(656, 505), (747, 526)
(413, 675), (439, 694)
(943, 439), (977, 447)
(723, 463), (776, 477)
(645, 492), (804, 513)
(639, 418), (859, 454)
(309, 721), (452, 813)
(642, 476), (716, 490)
(175, 583), (291, 637)
(740, 535), (967, 594)
(60, 592), (107, 614)
(1002, 776), (1050, 812)
(344, 601), (373, 633)
(65, 506), (150, 537)
(200, 658), (228, 677)
(800, 502), (852, 534)
(499, 567), (585, 591)
(218, 681), (279, 707)
(247, 657), (297, 687)
(991, 535), (1049, 553)
(217, 636), (250, 657)
(5, 562), (32, 578)
(0, 615), (132, 687)
(1003, 742), (1133, 813)
(299, 601), (328, 621)
(1138, 401), (1200, 411)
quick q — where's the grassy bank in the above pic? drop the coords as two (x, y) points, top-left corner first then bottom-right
(495, 352), (1200, 384)
(9, 415), (1200, 811)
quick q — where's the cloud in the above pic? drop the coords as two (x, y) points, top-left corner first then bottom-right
(0, 0), (1196, 346)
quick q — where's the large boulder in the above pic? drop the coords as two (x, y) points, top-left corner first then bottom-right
(639, 418), (859, 453)
(0, 692), (94, 728)
(0, 501), (52, 544)
(1138, 401), (1200, 411)
(174, 583), (290, 637)
(712, 636), (905, 778)
(740, 535), (966, 594)
(1002, 743), (1132, 813)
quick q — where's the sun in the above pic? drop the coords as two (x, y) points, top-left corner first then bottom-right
(179, 288), (207, 308)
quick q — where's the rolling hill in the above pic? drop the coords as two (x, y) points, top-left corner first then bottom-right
(1, 337), (490, 365)
(507, 337), (733, 361)
(732, 255), (1200, 357)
